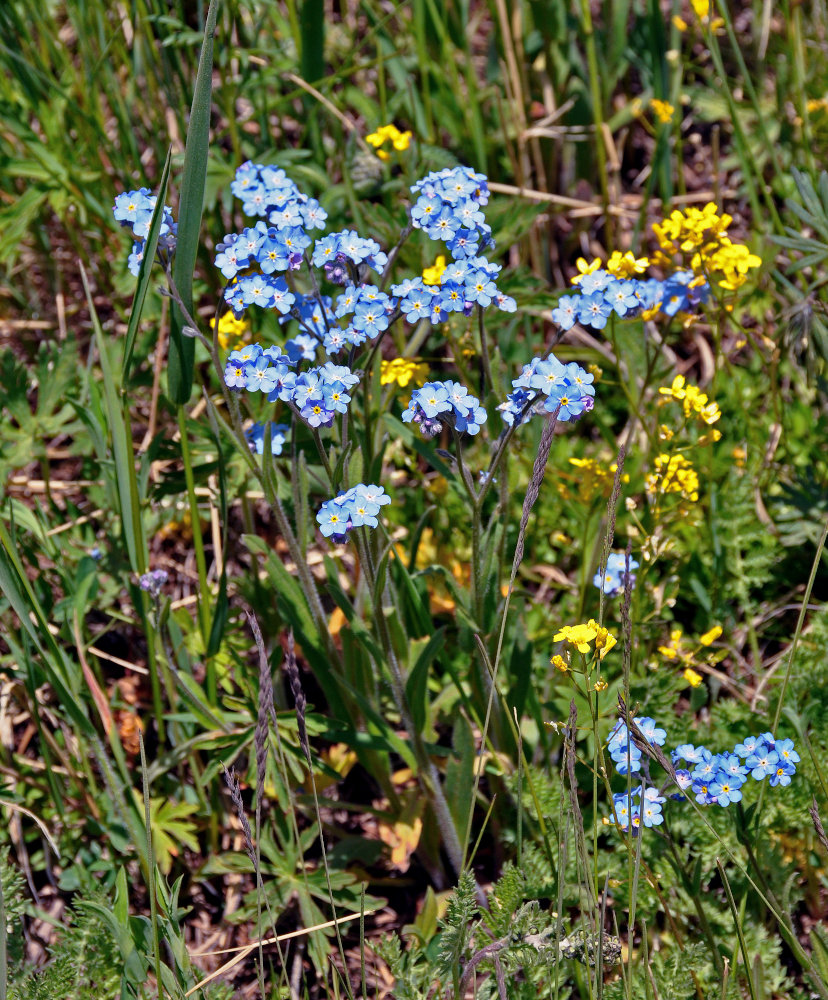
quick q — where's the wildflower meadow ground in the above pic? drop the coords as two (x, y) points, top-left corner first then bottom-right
(1, 1), (828, 999)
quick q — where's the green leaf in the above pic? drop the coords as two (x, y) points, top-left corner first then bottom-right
(444, 714), (475, 838)
(122, 148), (172, 382)
(0, 520), (94, 738)
(405, 629), (445, 734)
(168, 0), (219, 405)
(80, 262), (147, 573)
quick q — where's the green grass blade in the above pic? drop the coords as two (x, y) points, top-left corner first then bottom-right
(300, 0), (325, 84)
(122, 147), (172, 382)
(80, 261), (147, 573)
(168, 0), (220, 405)
(0, 520), (95, 738)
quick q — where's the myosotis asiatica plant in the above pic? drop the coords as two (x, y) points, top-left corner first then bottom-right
(110, 144), (819, 997)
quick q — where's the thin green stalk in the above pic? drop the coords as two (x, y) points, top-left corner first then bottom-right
(771, 513), (828, 734)
(716, 860), (758, 1000)
(177, 406), (214, 682)
(139, 733), (164, 998)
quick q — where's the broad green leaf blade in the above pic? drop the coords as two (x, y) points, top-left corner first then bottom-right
(122, 147), (172, 382)
(168, 0), (219, 405)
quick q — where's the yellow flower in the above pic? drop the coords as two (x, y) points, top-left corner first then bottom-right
(646, 453), (700, 503)
(212, 311), (251, 352)
(659, 374), (687, 400)
(380, 358), (428, 388)
(673, 14), (688, 30)
(594, 677), (609, 692)
(422, 255), (447, 285)
(699, 625), (722, 646)
(683, 667), (704, 688)
(588, 619), (617, 659)
(571, 257), (602, 285)
(659, 375), (721, 425)
(551, 654), (569, 673)
(659, 629), (694, 665)
(554, 623), (598, 653)
(650, 99), (675, 124)
(691, 0), (709, 20)
(554, 621), (616, 658)
(366, 124), (413, 159)
(606, 250), (650, 278)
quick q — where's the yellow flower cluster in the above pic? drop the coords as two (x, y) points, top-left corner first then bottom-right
(650, 99), (675, 124)
(658, 625), (723, 688)
(366, 124), (412, 161)
(380, 358), (428, 388)
(212, 312), (250, 352)
(571, 250), (651, 286)
(557, 457), (628, 503)
(553, 620), (617, 659)
(646, 453), (700, 503)
(658, 375), (722, 426)
(651, 203), (761, 291)
(606, 250), (650, 278)
(422, 255), (448, 285)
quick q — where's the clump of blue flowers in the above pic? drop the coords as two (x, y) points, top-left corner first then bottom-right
(316, 484), (391, 543)
(499, 353), (595, 426)
(607, 719), (799, 833)
(138, 568), (168, 598)
(410, 166), (492, 258)
(594, 552), (639, 596)
(402, 380), (487, 438)
(246, 421), (289, 456)
(223, 342), (359, 430)
(551, 267), (710, 333)
(113, 189), (177, 275)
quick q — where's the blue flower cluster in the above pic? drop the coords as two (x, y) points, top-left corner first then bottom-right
(113, 189), (177, 276)
(231, 160), (328, 227)
(594, 552), (639, 596)
(246, 421), (290, 456)
(316, 484), (391, 542)
(390, 256), (516, 324)
(410, 166), (493, 258)
(606, 719), (799, 832)
(311, 230), (388, 283)
(138, 568), (168, 598)
(223, 342), (359, 429)
(611, 785), (666, 831)
(498, 353), (595, 426)
(673, 732), (800, 803)
(551, 269), (710, 332)
(216, 161), (326, 317)
(608, 717), (667, 776)
(401, 380), (488, 438)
